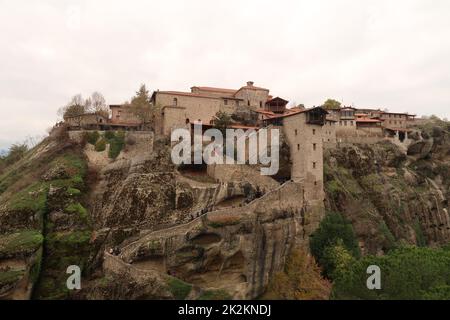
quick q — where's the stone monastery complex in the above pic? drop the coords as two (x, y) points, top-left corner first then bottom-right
(64, 81), (418, 217)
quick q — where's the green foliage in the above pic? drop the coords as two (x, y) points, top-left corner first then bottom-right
(107, 131), (125, 159)
(65, 202), (88, 222)
(94, 138), (107, 152)
(310, 212), (360, 277)
(3, 143), (29, 166)
(413, 220), (427, 247)
(29, 247), (43, 284)
(378, 222), (396, 251)
(332, 246), (450, 300)
(85, 131), (100, 145)
(104, 131), (115, 140)
(0, 270), (25, 286)
(198, 289), (232, 300)
(8, 182), (48, 214)
(167, 277), (193, 300)
(0, 230), (44, 256)
(66, 187), (81, 197)
(322, 99), (342, 110)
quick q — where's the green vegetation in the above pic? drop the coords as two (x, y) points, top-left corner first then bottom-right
(322, 99), (341, 110)
(66, 187), (81, 196)
(8, 182), (48, 214)
(94, 138), (107, 152)
(332, 246), (450, 300)
(65, 202), (88, 222)
(310, 212), (360, 277)
(198, 289), (232, 300)
(0, 270), (25, 286)
(413, 220), (427, 247)
(0, 230), (44, 256)
(109, 131), (125, 159)
(85, 131), (100, 145)
(167, 277), (193, 300)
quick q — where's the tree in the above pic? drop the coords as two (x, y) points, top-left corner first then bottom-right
(213, 111), (232, 134)
(59, 94), (87, 120)
(310, 212), (360, 278)
(322, 99), (342, 110)
(90, 91), (109, 118)
(263, 249), (331, 300)
(129, 84), (153, 124)
(4, 143), (29, 165)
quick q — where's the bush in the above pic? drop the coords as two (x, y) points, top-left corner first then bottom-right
(108, 132), (125, 159)
(94, 138), (107, 152)
(167, 277), (192, 300)
(263, 249), (331, 300)
(85, 131), (100, 145)
(310, 212), (360, 278)
(198, 289), (232, 300)
(332, 246), (450, 300)
(0, 230), (44, 257)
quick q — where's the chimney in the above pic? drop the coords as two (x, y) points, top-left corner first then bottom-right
(247, 81), (254, 87)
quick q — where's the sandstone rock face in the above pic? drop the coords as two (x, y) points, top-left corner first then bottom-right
(324, 140), (450, 254)
(99, 182), (318, 300)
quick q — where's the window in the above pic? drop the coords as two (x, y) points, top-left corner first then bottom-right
(260, 101), (263, 108)
(297, 144), (300, 151)
(248, 100), (250, 106)
(295, 129), (298, 136)
(224, 99), (228, 106)
(313, 162), (317, 169)
(344, 121), (347, 126)
(350, 121), (354, 126)
(313, 129), (316, 135)
(313, 143), (317, 151)
(173, 98), (178, 106)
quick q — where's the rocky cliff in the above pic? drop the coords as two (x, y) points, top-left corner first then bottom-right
(1, 120), (449, 300)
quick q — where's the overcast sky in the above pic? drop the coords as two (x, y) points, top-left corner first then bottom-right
(1, 0), (450, 150)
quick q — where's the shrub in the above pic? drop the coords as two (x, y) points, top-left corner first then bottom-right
(263, 249), (331, 300)
(104, 131), (115, 140)
(310, 212), (360, 278)
(94, 138), (107, 152)
(85, 131), (100, 145)
(108, 132), (125, 159)
(332, 246), (450, 300)
(167, 277), (192, 300)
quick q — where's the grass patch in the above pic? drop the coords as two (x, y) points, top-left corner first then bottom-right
(167, 277), (193, 300)
(0, 270), (25, 286)
(8, 182), (48, 213)
(66, 187), (81, 197)
(65, 202), (88, 221)
(0, 230), (43, 257)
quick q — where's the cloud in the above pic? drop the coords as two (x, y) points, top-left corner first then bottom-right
(0, 0), (449, 148)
